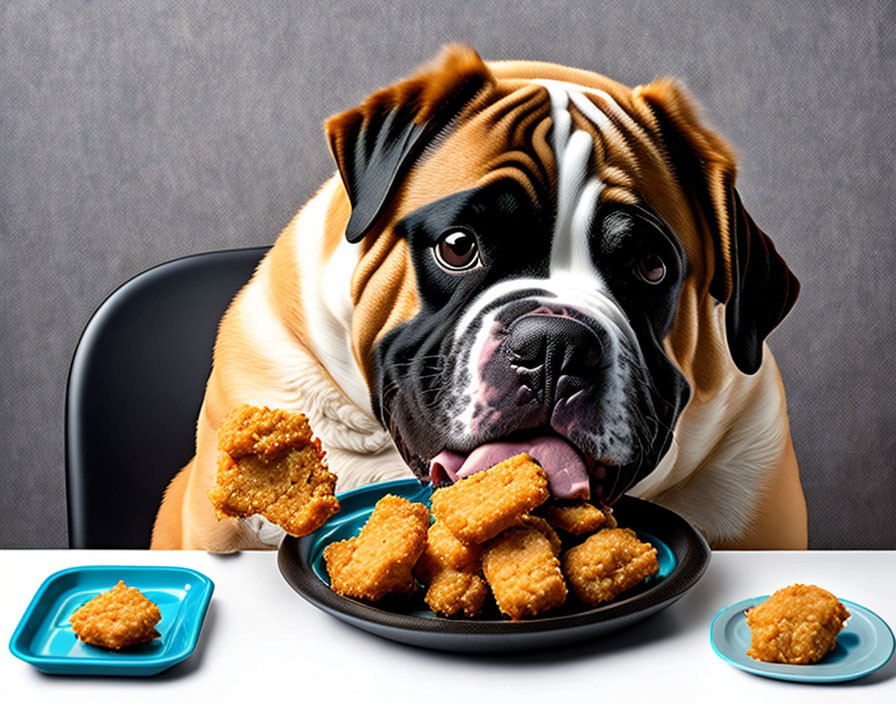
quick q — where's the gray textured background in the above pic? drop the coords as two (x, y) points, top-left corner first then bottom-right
(1, 1), (894, 549)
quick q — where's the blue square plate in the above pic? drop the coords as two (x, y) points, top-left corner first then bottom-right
(9, 565), (214, 676)
(711, 595), (894, 683)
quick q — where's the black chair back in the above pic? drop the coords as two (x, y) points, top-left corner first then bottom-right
(65, 247), (270, 548)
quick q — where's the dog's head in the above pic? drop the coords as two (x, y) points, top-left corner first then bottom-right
(324, 46), (798, 505)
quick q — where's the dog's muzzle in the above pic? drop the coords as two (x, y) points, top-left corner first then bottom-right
(428, 304), (637, 503)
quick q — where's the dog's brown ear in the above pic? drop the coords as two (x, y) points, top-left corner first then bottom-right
(325, 45), (494, 243)
(634, 79), (799, 374)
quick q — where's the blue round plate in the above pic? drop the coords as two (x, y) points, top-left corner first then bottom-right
(710, 595), (895, 683)
(278, 479), (711, 652)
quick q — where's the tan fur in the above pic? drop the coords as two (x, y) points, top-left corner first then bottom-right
(152, 46), (806, 551)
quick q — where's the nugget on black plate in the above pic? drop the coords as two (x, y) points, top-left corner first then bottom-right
(544, 500), (609, 535)
(561, 528), (658, 605)
(424, 568), (489, 618)
(414, 521), (487, 617)
(431, 454), (549, 544)
(414, 521), (481, 582)
(481, 525), (567, 620)
(324, 495), (429, 601)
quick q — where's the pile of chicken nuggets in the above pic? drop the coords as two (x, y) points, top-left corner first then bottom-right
(324, 453), (659, 620)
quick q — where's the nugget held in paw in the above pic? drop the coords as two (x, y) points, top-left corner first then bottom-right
(431, 453), (550, 544)
(324, 495), (430, 601)
(745, 584), (851, 664)
(208, 405), (339, 537)
(481, 525), (567, 620)
(69, 581), (161, 650)
(562, 528), (659, 606)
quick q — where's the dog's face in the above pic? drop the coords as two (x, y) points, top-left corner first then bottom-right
(325, 47), (798, 505)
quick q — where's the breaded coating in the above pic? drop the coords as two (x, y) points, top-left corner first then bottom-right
(745, 584), (851, 664)
(562, 528), (659, 606)
(69, 581), (161, 650)
(431, 454), (550, 544)
(414, 521), (481, 583)
(216, 404), (315, 458)
(520, 514), (562, 556)
(424, 568), (489, 617)
(208, 405), (339, 537)
(545, 500), (608, 535)
(414, 522), (487, 617)
(481, 526), (567, 620)
(324, 495), (430, 601)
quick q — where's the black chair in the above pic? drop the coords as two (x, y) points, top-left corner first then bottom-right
(65, 246), (270, 548)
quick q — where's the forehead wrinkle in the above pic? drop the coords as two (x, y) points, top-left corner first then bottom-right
(386, 82), (559, 228)
(574, 90), (667, 168)
(477, 153), (542, 206)
(573, 91), (689, 218)
(566, 94), (688, 213)
(476, 82), (548, 128)
(567, 98), (640, 176)
(473, 84), (555, 197)
(566, 101), (640, 205)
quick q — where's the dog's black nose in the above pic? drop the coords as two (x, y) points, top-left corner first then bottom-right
(506, 314), (604, 403)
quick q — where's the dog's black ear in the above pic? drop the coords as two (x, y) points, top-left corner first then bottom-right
(635, 79), (800, 374)
(325, 45), (493, 244)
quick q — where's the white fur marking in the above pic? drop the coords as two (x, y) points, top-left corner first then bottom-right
(296, 177), (372, 413)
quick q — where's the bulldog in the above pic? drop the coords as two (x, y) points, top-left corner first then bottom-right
(151, 45), (807, 552)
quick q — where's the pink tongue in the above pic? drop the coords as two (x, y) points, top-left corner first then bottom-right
(428, 436), (590, 500)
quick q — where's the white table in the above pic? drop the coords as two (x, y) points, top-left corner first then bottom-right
(2, 550), (894, 703)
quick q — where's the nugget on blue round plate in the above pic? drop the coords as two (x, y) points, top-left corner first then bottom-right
(745, 584), (851, 664)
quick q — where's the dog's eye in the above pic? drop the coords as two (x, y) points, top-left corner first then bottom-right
(434, 230), (481, 271)
(635, 253), (666, 284)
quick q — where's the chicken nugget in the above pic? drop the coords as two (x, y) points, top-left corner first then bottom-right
(745, 584), (851, 664)
(562, 528), (658, 605)
(208, 405), (339, 537)
(519, 514), (562, 556)
(414, 521), (481, 583)
(324, 495), (430, 601)
(544, 500), (608, 535)
(69, 581), (161, 650)
(431, 454), (550, 544)
(424, 568), (489, 618)
(481, 525), (567, 620)
(414, 522), (488, 617)
(216, 404), (314, 458)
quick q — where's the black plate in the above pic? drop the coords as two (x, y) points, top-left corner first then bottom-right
(278, 479), (710, 652)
